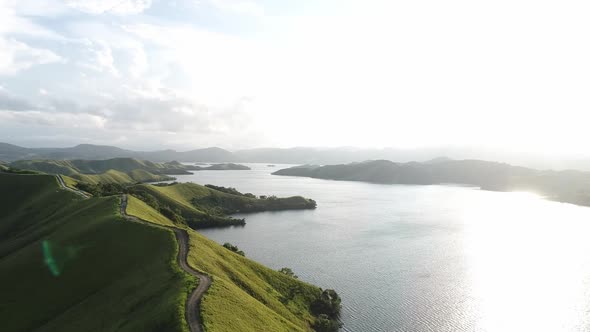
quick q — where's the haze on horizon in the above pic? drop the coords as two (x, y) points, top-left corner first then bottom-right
(0, 0), (589, 157)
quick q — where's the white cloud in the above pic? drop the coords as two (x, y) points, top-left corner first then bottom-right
(93, 41), (118, 76)
(0, 37), (62, 75)
(0, 110), (107, 129)
(127, 44), (147, 78)
(0, 1), (66, 75)
(78, 41), (119, 76)
(64, 0), (152, 15)
(124, 23), (268, 106)
(205, 0), (264, 16)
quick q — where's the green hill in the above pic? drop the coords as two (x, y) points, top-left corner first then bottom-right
(128, 182), (316, 228)
(125, 194), (331, 331)
(0, 173), (193, 332)
(0, 173), (340, 332)
(8, 158), (177, 184)
(10, 158), (193, 174)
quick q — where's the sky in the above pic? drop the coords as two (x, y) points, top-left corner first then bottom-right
(0, 0), (589, 154)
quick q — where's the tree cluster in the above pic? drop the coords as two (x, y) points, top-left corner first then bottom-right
(311, 289), (342, 332)
(75, 182), (126, 197)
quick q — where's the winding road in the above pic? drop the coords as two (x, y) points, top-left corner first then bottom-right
(55, 174), (91, 198)
(120, 194), (212, 332)
(54, 175), (211, 332)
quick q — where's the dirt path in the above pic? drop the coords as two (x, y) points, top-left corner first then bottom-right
(54, 174), (91, 198)
(54, 176), (211, 332)
(120, 194), (212, 332)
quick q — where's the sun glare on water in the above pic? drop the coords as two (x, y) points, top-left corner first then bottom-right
(461, 191), (590, 332)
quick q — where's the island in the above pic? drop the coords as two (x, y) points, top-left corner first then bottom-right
(195, 163), (251, 170)
(273, 159), (590, 207)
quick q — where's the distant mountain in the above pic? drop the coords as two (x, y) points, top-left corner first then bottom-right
(0, 143), (235, 162)
(9, 158), (199, 176)
(3, 142), (590, 171)
(273, 159), (590, 207)
(0, 142), (31, 160)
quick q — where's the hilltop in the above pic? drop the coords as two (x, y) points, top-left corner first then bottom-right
(274, 159), (590, 206)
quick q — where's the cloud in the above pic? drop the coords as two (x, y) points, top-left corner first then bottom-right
(0, 87), (37, 110)
(0, 1), (66, 75)
(127, 44), (147, 78)
(78, 40), (119, 76)
(205, 0), (264, 16)
(0, 37), (63, 75)
(0, 110), (107, 128)
(64, 0), (152, 15)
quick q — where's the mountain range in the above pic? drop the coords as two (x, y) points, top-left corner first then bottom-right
(2, 142), (590, 171)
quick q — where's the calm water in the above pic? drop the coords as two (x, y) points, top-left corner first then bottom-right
(173, 163), (590, 332)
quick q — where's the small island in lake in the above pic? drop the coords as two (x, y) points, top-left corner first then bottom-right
(196, 163), (251, 170)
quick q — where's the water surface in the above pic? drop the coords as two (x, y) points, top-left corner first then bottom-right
(172, 163), (590, 332)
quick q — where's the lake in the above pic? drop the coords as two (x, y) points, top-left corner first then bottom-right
(173, 163), (590, 332)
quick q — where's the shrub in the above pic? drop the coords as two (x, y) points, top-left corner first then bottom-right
(222, 243), (245, 256)
(278, 267), (298, 279)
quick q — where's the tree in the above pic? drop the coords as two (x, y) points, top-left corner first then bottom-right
(311, 289), (342, 317)
(278, 267), (298, 279)
(313, 314), (342, 332)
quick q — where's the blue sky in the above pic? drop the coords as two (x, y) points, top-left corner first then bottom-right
(1, 0), (589, 154)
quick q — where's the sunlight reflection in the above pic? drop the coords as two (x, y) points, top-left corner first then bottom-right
(462, 191), (590, 332)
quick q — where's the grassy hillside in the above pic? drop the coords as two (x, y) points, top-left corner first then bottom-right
(188, 231), (319, 331)
(10, 158), (195, 174)
(125, 193), (324, 332)
(128, 182), (316, 228)
(127, 195), (176, 227)
(9, 158), (191, 184)
(60, 174), (79, 189)
(0, 173), (194, 332)
(68, 169), (173, 184)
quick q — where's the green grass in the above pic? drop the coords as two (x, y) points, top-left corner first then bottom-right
(70, 169), (134, 184)
(61, 174), (79, 189)
(128, 183), (229, 228)
(146, 182), (211, 209)
(129, 182), (315, 228)
(0, 173), (193, 332)
(125, 184), (321, 331)
(1, 173), (327, 332)
(10, 158), (191, 176)
(186, 230), (319, 331)
(10, 160), (79, 175)
(69, 169), (171, 185)
(10, 159), (175, 185)
(126, 195), (176, 227)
